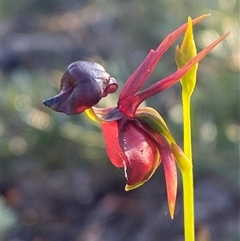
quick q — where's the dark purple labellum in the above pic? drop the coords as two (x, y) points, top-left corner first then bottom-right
(43, 61), (118, 115)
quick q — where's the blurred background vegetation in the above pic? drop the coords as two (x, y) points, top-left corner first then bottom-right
(1, 0), (239, 240)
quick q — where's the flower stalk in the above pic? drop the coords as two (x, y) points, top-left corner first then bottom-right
(182, 91), (195, 240)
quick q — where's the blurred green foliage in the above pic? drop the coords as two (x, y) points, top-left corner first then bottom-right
(1, 0), (239, 182)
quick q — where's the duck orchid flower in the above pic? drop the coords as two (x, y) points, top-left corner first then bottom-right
(43, 15), (229, 218)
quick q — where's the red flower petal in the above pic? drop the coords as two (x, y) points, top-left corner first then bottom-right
(101, 121), (125, 168)
(120, 31), (230, 117)
(118, 120), (160, 190)
(118, 15), (210, 111)
(152, 132), (177, 219)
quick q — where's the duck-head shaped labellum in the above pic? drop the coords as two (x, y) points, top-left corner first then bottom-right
(43, 61), (118, 115)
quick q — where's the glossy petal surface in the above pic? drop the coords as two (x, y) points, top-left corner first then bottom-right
(118, 120), (160, 190)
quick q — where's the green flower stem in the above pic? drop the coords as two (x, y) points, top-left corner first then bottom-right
(182, 94), (192, 161)
(182, 171), (195, 240)
(182, 92), (195, 241)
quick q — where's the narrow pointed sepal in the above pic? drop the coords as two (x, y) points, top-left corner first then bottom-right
(120, 31), (230, 117)
(154, 134), (177, 219)
(161, 138), (178, 219)
(118, 14), (210, 115)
